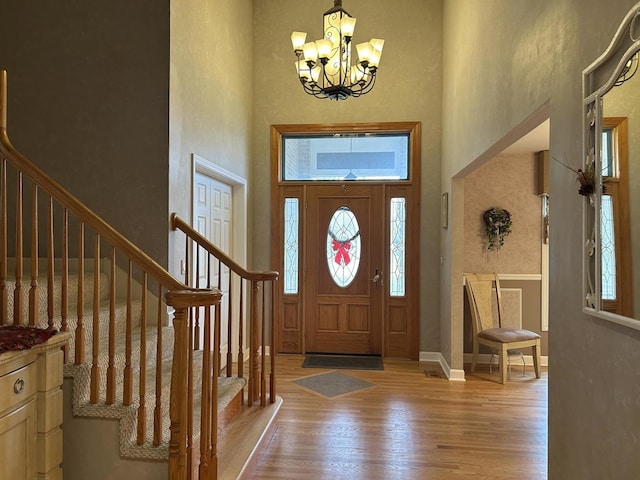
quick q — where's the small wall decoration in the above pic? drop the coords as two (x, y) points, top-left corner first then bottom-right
(553, 154), (596, 196)
(441, 192), (448, 229)
(483, 207), (512, 251)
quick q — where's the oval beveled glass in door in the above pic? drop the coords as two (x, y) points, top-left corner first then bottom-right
(326, 206), (361, 288)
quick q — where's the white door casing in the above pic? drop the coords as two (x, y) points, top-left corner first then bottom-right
(192, 153), (248, 359)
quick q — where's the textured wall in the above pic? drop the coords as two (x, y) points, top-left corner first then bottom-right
(169, 0), (253, 277)
(442, 0), (640, 477)
(0, 1), (171, 264)
(252, 0), (444, 352)
(464, 153), (542, 273)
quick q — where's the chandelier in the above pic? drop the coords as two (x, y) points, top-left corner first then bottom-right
(291, 0), (384, 101)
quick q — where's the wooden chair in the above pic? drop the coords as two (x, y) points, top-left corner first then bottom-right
(464, 273), (541, 384)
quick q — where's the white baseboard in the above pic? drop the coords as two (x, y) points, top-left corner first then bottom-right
(420, 351), (466, 381)
(463, 353), (549, 367)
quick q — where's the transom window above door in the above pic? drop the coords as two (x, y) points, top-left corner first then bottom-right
(282, 133), (410, 181)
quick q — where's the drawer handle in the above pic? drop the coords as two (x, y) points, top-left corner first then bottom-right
(13, 378), (25, 394)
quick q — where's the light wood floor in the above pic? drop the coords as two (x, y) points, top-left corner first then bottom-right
(241, 355), (547, 480)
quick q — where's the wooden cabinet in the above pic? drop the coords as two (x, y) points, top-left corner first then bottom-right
(0, 333), (70, 480)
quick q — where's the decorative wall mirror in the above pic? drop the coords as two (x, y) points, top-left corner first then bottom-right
(583, 2), (640, 329)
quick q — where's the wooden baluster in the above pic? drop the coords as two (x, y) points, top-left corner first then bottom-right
(90, 234), (100, 404)
(123, 260), (133, 406)
(199, 303), (212, 479)
(261, 281), (266, 406)
(187, 301), (194, 476)
(184, 236), (190, 286)
(270, 280), (277, 403)
(216, 259), (222, 374)
(237, 279), (244, 388)
(226, 271), (233, 377)
(211, 302), (220, 477)
(137, 272), (147, 445)
(75, 223), (85, 365)
(249, 280), (260, 406)
(193, 243), (200, 350)
(46, 195), (54, 330)
(106, 246), (116, 405)
(0, 158), (7, 325)
(0, 78), (6, 325)
(60, 207), (69, 360)
(153, 284), (163, 447)
(28, 185), (39, 327)
(14, 170), (23, 325)
(167, 301), (188, 480)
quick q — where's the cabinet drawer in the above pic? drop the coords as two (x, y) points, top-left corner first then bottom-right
(0, 362), (37, 416)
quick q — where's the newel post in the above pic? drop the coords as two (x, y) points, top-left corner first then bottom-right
(167, 301), (188, 480)
(166, 288), (221, 480)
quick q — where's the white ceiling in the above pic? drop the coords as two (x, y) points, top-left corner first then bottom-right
(500, 119), (550, 155)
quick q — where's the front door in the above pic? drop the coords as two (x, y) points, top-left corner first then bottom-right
(305, 184), (383, 355)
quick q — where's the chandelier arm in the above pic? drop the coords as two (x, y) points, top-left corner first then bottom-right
(359, 73), (377, 95)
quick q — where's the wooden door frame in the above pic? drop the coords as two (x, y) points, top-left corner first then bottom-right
(270, 122), (421, 359)
(601, 117), (633, 317)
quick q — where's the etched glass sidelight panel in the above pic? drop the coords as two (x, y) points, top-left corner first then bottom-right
(390, 197), (406, 296)
(284, 198), (299, 294)
(326, 206), (361, 288)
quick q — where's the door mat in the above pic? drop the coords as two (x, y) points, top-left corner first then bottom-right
(293, 371), (375, 398)
(301, 355), (384, 370)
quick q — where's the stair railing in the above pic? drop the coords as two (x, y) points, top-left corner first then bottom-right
(0, 70), (222, 480)
(170, 213), (279, 405)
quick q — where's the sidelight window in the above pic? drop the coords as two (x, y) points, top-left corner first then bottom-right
(389, 197), (406, 297)
(283, 198), (299, 294)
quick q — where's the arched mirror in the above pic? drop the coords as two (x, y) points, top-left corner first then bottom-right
(583, 2), (640, 329)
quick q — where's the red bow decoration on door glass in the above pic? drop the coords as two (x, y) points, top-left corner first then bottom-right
(332, 239), (352, 266)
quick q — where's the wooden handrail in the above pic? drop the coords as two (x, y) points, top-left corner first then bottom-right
(1, 69), (280, 480)
(171, 213), (279, 282)
(1, 69), (224, 480)
(0, 71), (187, 293)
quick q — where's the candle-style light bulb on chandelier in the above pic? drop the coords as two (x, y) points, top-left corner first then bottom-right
(291, 0), (384, 101)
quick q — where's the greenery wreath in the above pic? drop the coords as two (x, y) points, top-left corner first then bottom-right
(483, 207), (512, 251)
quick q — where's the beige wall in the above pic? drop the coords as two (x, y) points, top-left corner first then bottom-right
(252, 0), (444, 352)
(442, 0), (640, 477)
(169, 0), (254, 277)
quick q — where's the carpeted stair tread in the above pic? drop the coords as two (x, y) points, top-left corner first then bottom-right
(5, 269), (248, 463)
(5, 272), (111, 320)
(68, 344), (246, 460)
(64, 323), (175, 404)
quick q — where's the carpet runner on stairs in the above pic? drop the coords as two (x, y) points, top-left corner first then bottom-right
(5, 271), (246, 461)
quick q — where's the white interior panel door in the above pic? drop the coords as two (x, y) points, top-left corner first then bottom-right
(194, 172), (233, 355)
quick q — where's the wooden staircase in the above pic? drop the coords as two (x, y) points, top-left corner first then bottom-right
(0, 70), (280, 479)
